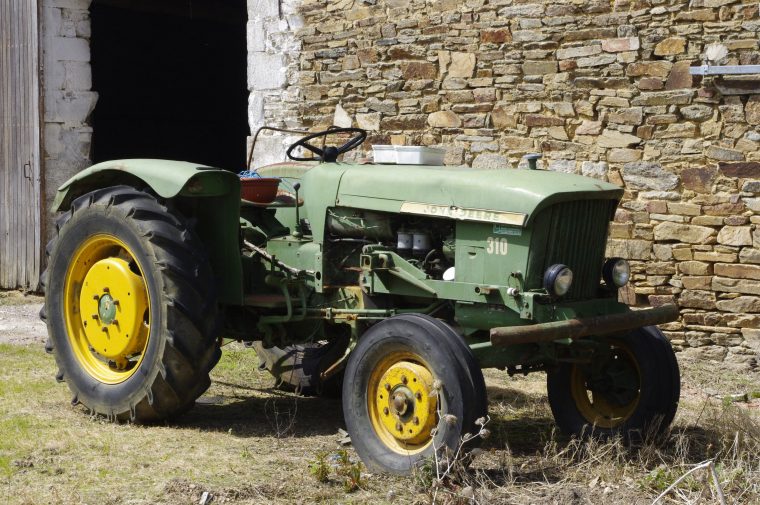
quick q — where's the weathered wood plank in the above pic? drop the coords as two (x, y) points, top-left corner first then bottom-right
(0, 0), (42, 290)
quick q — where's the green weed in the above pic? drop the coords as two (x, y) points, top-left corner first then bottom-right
(309, 451), (330, 483)
(334, 449), (364, 493)
(308, 449), (364, 492)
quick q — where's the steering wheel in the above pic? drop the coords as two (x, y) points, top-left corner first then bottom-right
(286, 127), (367, 163)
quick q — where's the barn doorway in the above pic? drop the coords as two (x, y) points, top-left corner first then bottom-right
(90, 0), (248, 170)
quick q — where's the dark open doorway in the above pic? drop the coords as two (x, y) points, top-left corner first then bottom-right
(90, 0), (248, 170)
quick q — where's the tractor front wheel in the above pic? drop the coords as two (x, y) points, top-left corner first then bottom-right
(342, 314), (487, 474)
(547, 326), (679, 441)
(41, 186), (220, 422)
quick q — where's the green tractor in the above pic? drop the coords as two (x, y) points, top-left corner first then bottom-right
(41, 128), (680, 474)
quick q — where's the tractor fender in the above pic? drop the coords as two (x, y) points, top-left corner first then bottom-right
(52, 159), (244, 305)
(52, 159), (240, 211)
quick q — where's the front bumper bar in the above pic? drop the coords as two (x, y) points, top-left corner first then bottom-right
(490, 304), (679, 347)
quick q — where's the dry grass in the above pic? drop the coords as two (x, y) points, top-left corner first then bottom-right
(411, 366), (760, 505)
(0, 343), (406, 505)
(0, 290), (43, 306)
(0, 339), (758, 504)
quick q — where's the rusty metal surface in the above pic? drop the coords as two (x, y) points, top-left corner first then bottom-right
(490, 304), (680, 347)
(0, 0), (42, 289)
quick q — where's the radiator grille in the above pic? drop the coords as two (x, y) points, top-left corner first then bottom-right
(527, 199), (617, 300)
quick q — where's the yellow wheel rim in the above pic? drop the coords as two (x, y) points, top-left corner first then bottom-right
(570, 342), (640, 429)
(63, 234), (151, 384)
(368, 352), (438, 455)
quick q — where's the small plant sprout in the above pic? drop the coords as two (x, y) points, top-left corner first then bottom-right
(334, 449), (364, 493)
(309, 449), (364, 492)
(308, 451), (330, 483)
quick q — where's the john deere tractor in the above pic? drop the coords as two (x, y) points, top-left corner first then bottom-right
(41, 128), (680, 474)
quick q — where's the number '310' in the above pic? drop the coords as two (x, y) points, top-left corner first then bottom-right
(486, 236), (508, 255)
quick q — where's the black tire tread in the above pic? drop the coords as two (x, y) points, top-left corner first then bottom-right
(40, 185), (220, 422)
(547, 326), (680, 441)
(394, 314), (488, 430)
(343, 314), (487, 474)
(254, 336), (348, 397)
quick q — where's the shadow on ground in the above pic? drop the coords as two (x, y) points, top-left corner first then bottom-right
(174, 385), (345, 438)
(174, 378), (551, 443)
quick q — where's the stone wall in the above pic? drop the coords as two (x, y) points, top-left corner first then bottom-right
(246, 0), (305, 166)
(253, 0), (760, 366)
(41, 0), (96, 240)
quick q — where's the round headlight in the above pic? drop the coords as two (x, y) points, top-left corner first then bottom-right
(603, 258), (630, 288)
(543, 264), (573, 297)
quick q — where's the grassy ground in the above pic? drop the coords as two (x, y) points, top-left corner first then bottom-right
(1, 292), (758, 504)
(1, 341), (758, 505)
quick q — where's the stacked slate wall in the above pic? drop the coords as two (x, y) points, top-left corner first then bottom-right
(251, 0), (760, 366)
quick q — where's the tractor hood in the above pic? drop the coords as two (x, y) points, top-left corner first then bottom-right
(328, 163), (623, 227)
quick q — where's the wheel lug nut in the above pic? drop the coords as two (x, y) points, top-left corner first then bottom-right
(103, 287), (110, 293)
(92, 295), (99, 300)
(384, 383), (391, 391)
(91, 314), (98, 320)
(413, 417), (419, 425)
(401, 375), (408, 384)
(383, 407), (389, 416)
(395, 422), (403, 432)
(415, 392), (422, 400)
(101, 326), (108, 332)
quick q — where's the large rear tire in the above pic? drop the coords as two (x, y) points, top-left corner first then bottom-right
(342, 314), (487, 474)
(547, 326), (679, 441)
(41, 186), (220, 422)
(252, 333), (349, 396)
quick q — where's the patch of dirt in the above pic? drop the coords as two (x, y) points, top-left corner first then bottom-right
(0, 294), (46, 346)
(163, 478), (279, 505)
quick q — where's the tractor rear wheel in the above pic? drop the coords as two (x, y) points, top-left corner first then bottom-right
(252, 333), (349, 396)
(547, 326), (679, 441)
(41, 186), (220, 422)
(342, 314), (487, 474)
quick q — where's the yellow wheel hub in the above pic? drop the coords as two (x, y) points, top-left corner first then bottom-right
(80, 257), (149, 365)
(570, 343), (640, 429)
(64, 235), (151, 384)
(369, 353), (438, 453)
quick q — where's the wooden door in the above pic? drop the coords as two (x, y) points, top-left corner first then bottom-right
(0, 0), (42, 290)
